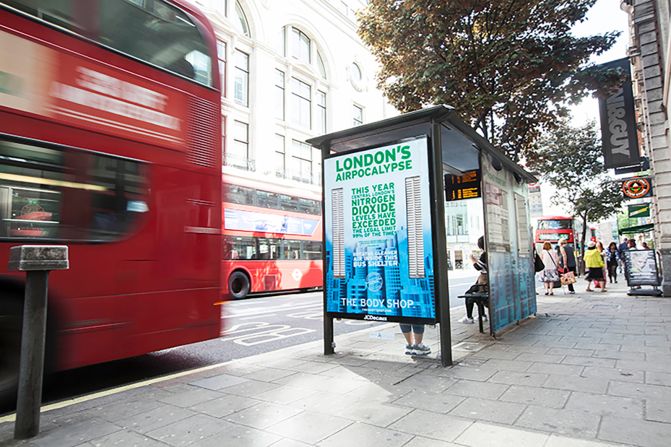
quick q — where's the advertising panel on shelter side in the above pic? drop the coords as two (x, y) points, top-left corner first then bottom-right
(323, 136), (437, 324)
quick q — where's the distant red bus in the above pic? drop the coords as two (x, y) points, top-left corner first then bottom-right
(0, 0), (221, 402)
(535, 216), (575, 245)
(222, 173), (323, 299)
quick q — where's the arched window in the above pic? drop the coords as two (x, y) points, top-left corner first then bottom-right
(290, 27), (311, 64)
(350, 63), (362, 84)
(234, 1), (250, 37)
(277, 26), (327, 80)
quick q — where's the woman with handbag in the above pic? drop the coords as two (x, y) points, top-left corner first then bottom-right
(584, 240), (606, 292)
(540, 242), (559, 295)
(557, 239), (577, 294)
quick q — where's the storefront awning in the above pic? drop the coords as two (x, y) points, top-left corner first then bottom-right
(618, 223), (655, 235)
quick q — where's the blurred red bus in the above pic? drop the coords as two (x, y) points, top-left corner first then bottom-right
(0, 0), (221, 402)
(222, 173), (323, 299)
(534, 216), (575, 245)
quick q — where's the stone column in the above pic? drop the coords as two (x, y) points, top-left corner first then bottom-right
(623, 0), (671, 295)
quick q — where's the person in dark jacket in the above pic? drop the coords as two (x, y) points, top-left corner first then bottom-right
(557, 239), (577, 294)
(460, 236), (487, 324)
(606, 242), (619, 283)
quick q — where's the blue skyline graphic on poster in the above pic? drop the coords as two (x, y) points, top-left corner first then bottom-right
(324, 229), (435, 319)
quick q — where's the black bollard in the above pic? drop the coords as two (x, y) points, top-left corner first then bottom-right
(8, 245), (69, 440)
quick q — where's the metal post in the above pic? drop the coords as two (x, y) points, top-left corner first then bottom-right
(323, 314), (335, 355)
(431, 123), (452, 367)
(8, 245), (69, 440)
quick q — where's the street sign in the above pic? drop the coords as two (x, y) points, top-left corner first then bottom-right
(628, 203), (651, 218)
(622, 177), (652, 199)
(445, 169), (481, 201)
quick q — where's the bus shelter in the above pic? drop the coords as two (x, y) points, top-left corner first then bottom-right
(307, 105), (537, 366)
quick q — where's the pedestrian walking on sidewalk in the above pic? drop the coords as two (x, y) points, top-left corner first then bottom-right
(540, 242), (559, 295)
(557, 239), (577, 294)
(596, 241), (608, 291)
(606, 242), (619, 284)
(584, 240), (606, 292)
(399, 324), (430, 356)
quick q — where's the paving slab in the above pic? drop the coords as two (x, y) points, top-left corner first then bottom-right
(644, 399), (671, 424)
(145, 413), (230, 446)
(387, 409), (473, 442)
(565, 392), (644, 419)
(89, 429), (167, 447)
(515, 406), (601, 438)
(599, 415), (671, 447)
(225, 401), (303, 430)
(448, 397), (526, 424)
(499, 385), (570, 409)
(455, 421), (549, 447)
(265, 411), (353, 444)
(317, 422), (412, 447)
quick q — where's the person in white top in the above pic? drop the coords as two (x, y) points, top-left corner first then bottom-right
(540, 242), (559, 295)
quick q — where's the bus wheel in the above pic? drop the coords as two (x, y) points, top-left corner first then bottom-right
(0, 293), (22, 408)
(229, 271), (250, 300)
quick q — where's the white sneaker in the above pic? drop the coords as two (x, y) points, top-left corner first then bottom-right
(413, 344), (431, 355)
(459, 316), (474, 324)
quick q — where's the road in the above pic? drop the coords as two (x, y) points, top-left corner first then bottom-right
(1, 271), (478, 414)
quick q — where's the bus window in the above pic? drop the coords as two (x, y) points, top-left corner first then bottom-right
(0, 138), (148, 242)
(302, 240), (322, 260)
(3, 0), (80, 32)
(98, 0), (213, 86)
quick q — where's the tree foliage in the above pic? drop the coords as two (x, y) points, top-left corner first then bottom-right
(358, 0), (619, 160)
(527, 120), (624, 251)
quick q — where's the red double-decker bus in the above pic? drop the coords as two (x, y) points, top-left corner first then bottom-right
(0, 0), (222, 403)
(222, 173), (323, 299)
(534, 216), (575, 245)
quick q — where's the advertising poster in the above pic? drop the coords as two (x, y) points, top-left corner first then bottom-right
(482, 154), (536, 334)
(323, 137), (436, 323)
(624, 250), (660, 286)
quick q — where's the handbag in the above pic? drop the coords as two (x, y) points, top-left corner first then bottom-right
(534, 253), (544, 272)
(560, 271), (576, 285)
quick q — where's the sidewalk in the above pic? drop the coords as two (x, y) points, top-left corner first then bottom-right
(1, 281), (670, 447)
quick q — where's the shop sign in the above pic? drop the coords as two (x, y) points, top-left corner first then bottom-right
(628, 203), (651, 218)
(622, 177), (652, 199)
(597, 58), (641, 169)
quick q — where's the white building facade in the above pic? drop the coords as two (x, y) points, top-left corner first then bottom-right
(190, 0), (395, 192)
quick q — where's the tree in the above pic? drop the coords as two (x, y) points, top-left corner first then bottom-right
(527, 120), (624, 253)
(358, 0), (620, 160)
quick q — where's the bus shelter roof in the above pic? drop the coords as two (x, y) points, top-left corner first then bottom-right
(306, 105), (537, 183)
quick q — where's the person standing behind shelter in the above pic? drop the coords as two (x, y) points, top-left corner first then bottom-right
(618, 237), (629, 273)
(597, 241), (608, 291)
(558, 239), (577, 294)
(540, 242), (559, 295)
(606, 242), (619, 284)
(584, 240), (606, 292)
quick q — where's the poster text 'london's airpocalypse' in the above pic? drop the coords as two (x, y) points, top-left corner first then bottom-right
(323, 137), (436, 323)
